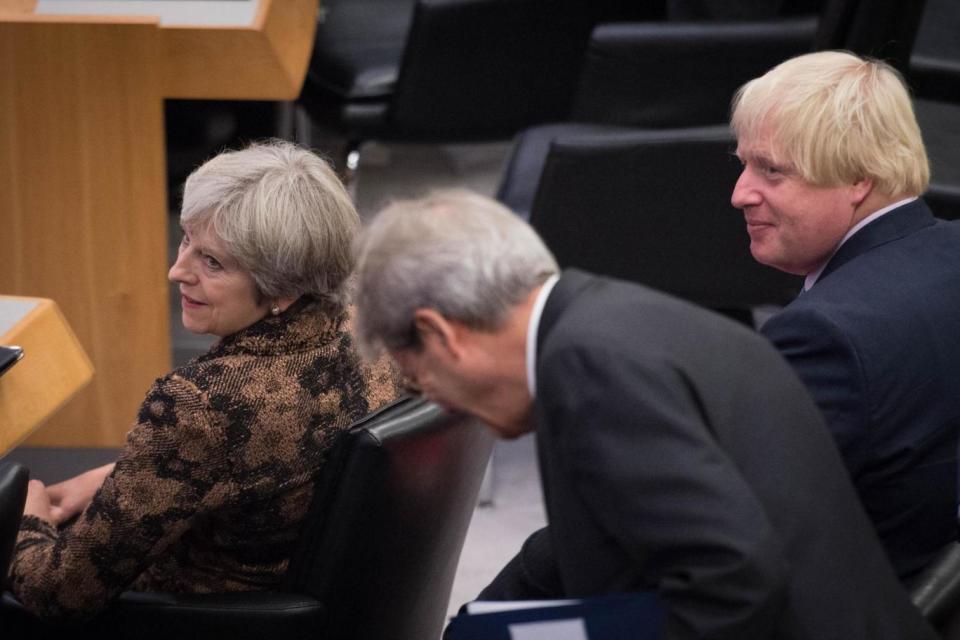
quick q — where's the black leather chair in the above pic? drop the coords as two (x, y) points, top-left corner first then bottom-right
(498, 0), (928, 219)
(497, 14), (815, 218)
(911, 542), (960, 639)
(589, 0), (924, 126)
(524, 126), (801, 321)
(296, 0), (660, 174)
(0, 396), (494, 640)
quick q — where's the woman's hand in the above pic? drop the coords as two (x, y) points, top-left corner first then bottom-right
(23, 479), (54, 522)
(45, 462), (116, 527)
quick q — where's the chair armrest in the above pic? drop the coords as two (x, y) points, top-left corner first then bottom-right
(910, 543), (960, 626)
(570, 17), (817, 127)
(89, 591), (326, 639)
(0, 462), (28, 582)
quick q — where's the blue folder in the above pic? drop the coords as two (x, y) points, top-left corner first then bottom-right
(446, 592), (664, 640)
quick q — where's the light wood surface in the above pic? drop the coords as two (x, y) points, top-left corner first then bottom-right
(162, 0), (318, 100)
(0, 296), (94, 455)
(0, 2), (318, 447)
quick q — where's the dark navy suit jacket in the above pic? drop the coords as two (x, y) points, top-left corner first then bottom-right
(477, 270), (935, 639)
(761, 198), (960, 580)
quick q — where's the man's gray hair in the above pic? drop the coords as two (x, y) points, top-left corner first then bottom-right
(180, 140), (359, 310)
(354, 189), (559, 357)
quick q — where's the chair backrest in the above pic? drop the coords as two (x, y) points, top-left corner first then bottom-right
(569, 18), (818, 128)
(529, 126), (801, 311)
(814, 0), (928, 72)
(911, 0), (960, 103)
(388, 0), (597, 140)
(283, 395), (494, 640)
(0, 461), (29, 581)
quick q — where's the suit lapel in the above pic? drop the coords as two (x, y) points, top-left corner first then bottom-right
(818, 199), (936, 284)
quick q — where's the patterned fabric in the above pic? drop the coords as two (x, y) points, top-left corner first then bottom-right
(8, 298), (401, 621)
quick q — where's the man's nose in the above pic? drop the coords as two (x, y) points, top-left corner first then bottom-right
(731, 168), (759, 210)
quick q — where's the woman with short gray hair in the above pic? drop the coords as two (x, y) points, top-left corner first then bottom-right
(180, 140), (359, 311)
(10, 140), (401, 621)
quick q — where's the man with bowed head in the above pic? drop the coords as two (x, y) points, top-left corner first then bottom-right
(731, 50), (960, 580)
(353, 189), (934, 639)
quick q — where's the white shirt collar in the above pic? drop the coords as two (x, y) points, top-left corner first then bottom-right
(526, 274), (560, 398)
(804, 197), (917, 291)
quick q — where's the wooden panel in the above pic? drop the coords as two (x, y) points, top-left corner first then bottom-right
(161, 0), (318, 100)
(0, 18), (170, 447)
(0, 3), (318, 446)
(0, 297), (94, 454)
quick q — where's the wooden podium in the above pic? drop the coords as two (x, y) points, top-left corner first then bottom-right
(0, 0), (318, 447)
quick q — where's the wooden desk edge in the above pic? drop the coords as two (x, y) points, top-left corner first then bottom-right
(0, 298), (95, 454)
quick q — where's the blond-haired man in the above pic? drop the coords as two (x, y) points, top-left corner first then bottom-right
(732, 50), (960, 580)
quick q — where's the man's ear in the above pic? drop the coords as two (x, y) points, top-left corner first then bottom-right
(850, 177), (874, 207)
(412, 308), (465, 359)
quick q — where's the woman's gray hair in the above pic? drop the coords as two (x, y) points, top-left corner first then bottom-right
(180, 140), (359, 310)
(354, 189), (559, 357)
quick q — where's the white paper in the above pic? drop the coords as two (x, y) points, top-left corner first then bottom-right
(35, 1), (260, 27)
(466, 599), (582, 615)
(509, 618), (589, 640)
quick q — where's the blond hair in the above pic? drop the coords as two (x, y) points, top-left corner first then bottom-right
(731, 51), (928, 196)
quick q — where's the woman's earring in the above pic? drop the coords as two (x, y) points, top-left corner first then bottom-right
(271, 304), (281, 316)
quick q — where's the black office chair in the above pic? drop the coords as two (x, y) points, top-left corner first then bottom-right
(575, 0), (925, 127)
(296, 0), (661, 175)
(0, 396), (494, 640)
(498, 0), (928, 219)
(525, 126), (801, 322)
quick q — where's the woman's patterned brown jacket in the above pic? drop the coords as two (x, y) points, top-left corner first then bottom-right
(9, 298), (400, 620)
